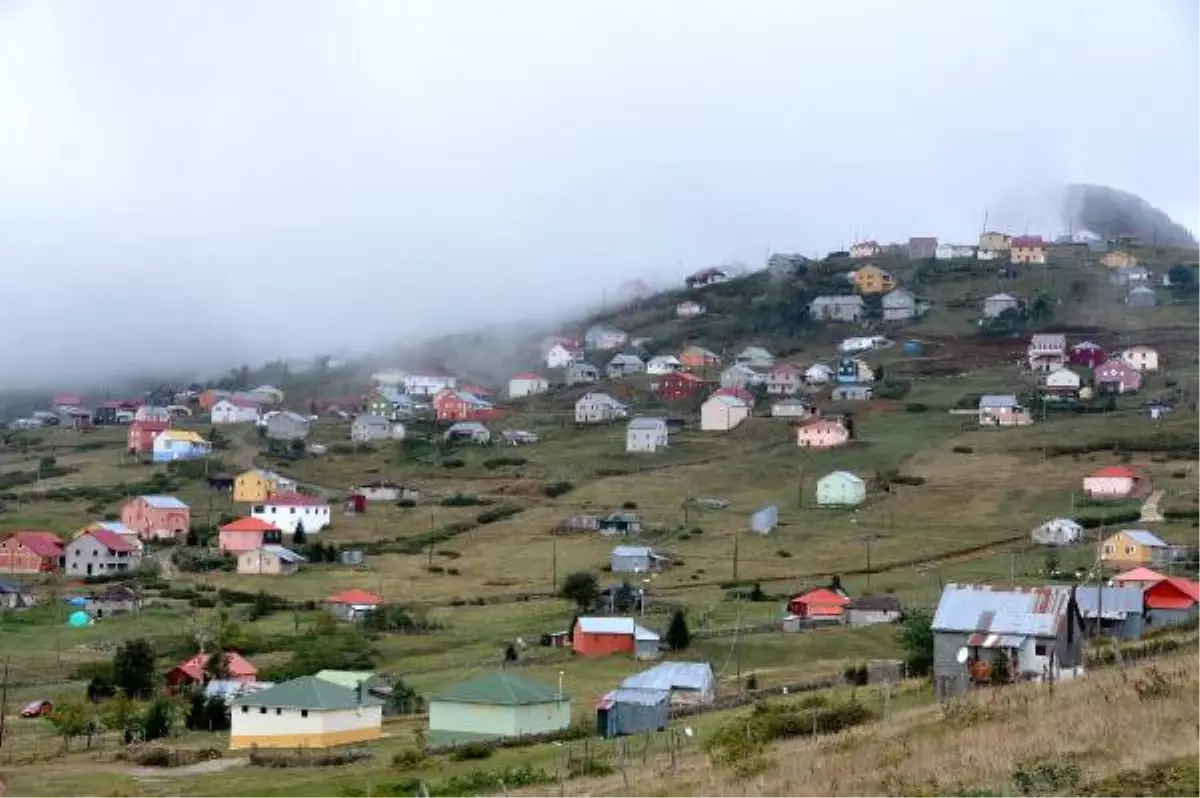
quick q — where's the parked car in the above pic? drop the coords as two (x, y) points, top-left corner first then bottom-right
(20, 699), (53, 718)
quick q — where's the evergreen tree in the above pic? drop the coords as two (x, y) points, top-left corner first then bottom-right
(665, 609), (691, 651)
(113, 639), (156, 699)
(292, 520), (307, 546)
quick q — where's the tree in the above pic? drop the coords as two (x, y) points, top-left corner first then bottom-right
(1167, 264), (1195, 288)
(103, 693), (145, 743)
(897, 610), (935, 677)
(113, 639), (157, 699)
(559, 571), (599, 611)
(47, 698), (92, 751)
(665, 609), (691, 651)
(292, 520), (307, 546)
(203, 648), (230, 681)
(503, 642), (518, 662)
(142, 696), (177, 741)
(202, 696), (231, 732)
(389, 679), (420, 715)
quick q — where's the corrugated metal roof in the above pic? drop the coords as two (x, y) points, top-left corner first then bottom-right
(141, 495), (188, 509)
(627, 417), (666, 430)
(612, 546), (652, 557)
(432, 671), (564, 705)
(621, 662), (714, 692)
(261, 545), (306, 563)
(706, 394), (748, 408)
(233, 675), (382, 710)
(1123, 529), (1167, 548)
(577, 617), (636, 634)
(933, 583), (1073, 635)
(600, 687), (670, 708)
(1074, 585), (1144, 619)
(965, 633), (1027, 648)
(979, 395), (1018, 408)
(634, 625), (660, 641)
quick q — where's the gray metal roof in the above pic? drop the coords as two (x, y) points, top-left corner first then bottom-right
(979, 394), (1018, 408)
(1074, 585), (1144, 619)
(262, 545), (307, 563)
(1122, 529), (1168, 548)
(612, 545), (652, 557)
(621, 661), (715, 693)
(932, 583), (1073, 636)
(627, 417), (666, 430)
(604, 687), (670, 707)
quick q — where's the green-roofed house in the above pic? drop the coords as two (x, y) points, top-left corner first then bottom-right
(230, 675), (384, 750)
(428, 670), (570, 745)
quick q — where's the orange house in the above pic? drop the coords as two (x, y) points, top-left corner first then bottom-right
(679, 346), (722, 369)
(198, 389), (232, 410)
(0, 531), (64, 574)
(787, 588), (850, 620)
(572, 617), (660, 658)
(218, 517), (282, 554)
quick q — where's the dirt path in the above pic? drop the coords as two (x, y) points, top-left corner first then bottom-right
(130, 756), (248, 778)
(1140, 489), (1165, 523)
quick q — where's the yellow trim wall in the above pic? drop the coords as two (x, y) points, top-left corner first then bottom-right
(229, 726), (383, 749)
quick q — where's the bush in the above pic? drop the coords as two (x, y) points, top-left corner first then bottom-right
(440, 493), (482, 507)
(776, 549), (792, 558)
(392, 749), (428, 769)
(622, 501), (638, 509)
(542, 481), (574, 498)
(450, 741), (496, 761)
(1011, 757), (1082, 796)
(952, 445), (974, 454)
(483, 457), (526, 470)
(441, 458), (466, 469)
(905, 403), (929, 413)
(397, 498), (417, 508)
(890, 475), (926, 486)
(476, 505), (522, 524)
(569, 759), (615, 779)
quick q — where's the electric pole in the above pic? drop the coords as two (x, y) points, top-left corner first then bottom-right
(732, 530), (740, 581)
(551, 536), (558, 592)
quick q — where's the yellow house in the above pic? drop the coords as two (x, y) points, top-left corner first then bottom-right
(229, 675), (383, 749)
(234, 469), (296, 503)
(850, 265), (895, 294)
(1100, 529), (1170, 569)
(978, 231), (1011, 251)
(1099, 251), (1138, 269)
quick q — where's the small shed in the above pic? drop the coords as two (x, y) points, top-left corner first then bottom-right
(620, 661), (716, 706)
(844, 595), (903, 627)
(610, 546), (667, 574)
(831, 384), (873, 401)
(596, 687), (669, 738)
(1031, 518), (1083, 546)
(1074, 584), (1145, 640)
(816, 471), (866, 507)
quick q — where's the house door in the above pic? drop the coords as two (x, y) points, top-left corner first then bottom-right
(596, 708), (610, 738)
(86, 563), (94, 576)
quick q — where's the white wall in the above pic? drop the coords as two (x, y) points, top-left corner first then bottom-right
(252, 504), (331, 533)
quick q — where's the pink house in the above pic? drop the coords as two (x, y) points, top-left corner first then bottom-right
(1094, 359), (1143, 395)
(218, 517), (282, 554)
(795, 419), (850, 449)
(1082, 466), (1144, 500)
(165, 651), (258, 688)
(121, 495), (191, 541)
(127, 420), (169, 454)
(1068, 341), (1106, 369)
(712, 386), (756, 407)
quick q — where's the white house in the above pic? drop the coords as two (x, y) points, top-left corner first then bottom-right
(646, 355), (683, 375)
(1120, 346), (1159, 373)
(229, 675), (383, 750)
(935, 243), (977, 260)
(849, 241), (881, 259)
(575, 392), (628, 424)
(508, 373), (550, 399)
(1082, 467), (1141, 500)
(735, 347), (775, 369)
(805, 363), (834, 384)
(1031, 518), (1083, 547)
(211, 398), (261, 424)
(770, 398), (812, 419)
(700, 394), (751, 431)
(838, 336), (887, 354)
(350, 415), (405, 443)
(405, 372), (456, 397)
(546, 343), (583, 369)
(676, 301), (706, 318)
(251, 493), (332, 534)
(626, 417), (668, 453)
(1044, 368), (1082, 392)
(720, 364), (759, 390)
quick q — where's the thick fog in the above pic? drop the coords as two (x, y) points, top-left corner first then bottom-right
(0, 0), (1196, 388)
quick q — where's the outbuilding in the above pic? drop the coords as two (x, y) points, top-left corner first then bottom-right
(428, 671), (570, 745)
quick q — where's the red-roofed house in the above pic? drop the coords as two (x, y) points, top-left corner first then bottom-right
(1112, 567), (1167, 589)
(65, 529), (141, 577)
(546, 342), (584, 369)
(165, 651), (258, 688)
(127, 420), (169, 455)
(1010, 235), (1046, 264)
(219, 517), (282, 554)
(325, 589), (384, 622)
(1068, 341), (1106, 369)
(251, 493), (331, 534)
(1145, 577), (1200, 627)
(1082, 466), (1144, 500)
(787, 589), (850, 621)
(508, 373), (550, 399)
(434, 390), (502, 423)
(656, 372), (706, 401)
(53, 394), (84, 408)
(1095, 359), (1143, 395)
(0, 531), (64, 573)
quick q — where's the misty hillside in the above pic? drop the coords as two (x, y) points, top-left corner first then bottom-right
(1063, 183), (1197, 247)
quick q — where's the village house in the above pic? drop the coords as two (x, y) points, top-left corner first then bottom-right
(166, 652), (258, 689)
(700, 394), (751, 431)
(766, 363), (802, 395)
(572, 617), (661, 659)
(365, 386), (413, 420)
(978, 231), (1011, 252)
(795, 419), (849, 449)
(545, 342), (583, 369)
(770, 397), (812, 419)
(656, 371), (705, 401)
(935, 243), (976, 260)
(620, 662), (716, 707)
(645, 355), (682, 375)
(251, 493), (330, 535)
(1031, 517), (1083, 546)
(805, 363), (834, 384)
(1144, 577), (1200, 628)
(247, 385), (284, 405)
(675, 301), (706, 318)
(626, 417), (669, 453)
(848, 264), (895, 294)
(584, 324), (629, 351)
(0, 531), (63, 574)
(234, 469), (296, 504)
(611, 545), (669, 574)
(1110, 265), (1150, 286)
(575, 392), (628, 424)
(78, 521), (142, 554)
(435, 390), (501, 423)
(844, 595), (904, 627)
(598, 510), (642, 535)
(908, 236), (938, 259)
(1010, 235), (1047, 264)
(211, 397), (261, 424)
(325, 589), (384, 622)
(353, 481), (418, 502)
(1112, 566), (1167, 590)
(1027, 333), (1067, 372)
(0, 582), (34, 610)
(152, 430), (212, 463)
(350, 414), (405, 443)
(686, 266), (731, 287)
(84, 584), (142, 617)
(127, 420), (169, 455)
(1068, 341), (1106, 368)
(198, 389), (231, 410)
(977, 394), (1032, 427)
(65, 528), (142, 578)
(713, 386), (755, 406)
(1094, 359), (1143, 394)
(1099, 250), (1138, 269)
(1126, 286), (1158, 308)
(849, 240), (882, 259)
(882, 288), (925, 321)
(135, 405), (172, 424)
(565, 362), (600, 386)
(1043, 368), (1082, 397)
(371, 368), (408, 389)
(831, 384), (873, 401)
(1073, 584), (1145, 639)
(1101, 529), (1172, 569)
(265, 411), (311, 442)
(404, 371), (456, 397)
(1120, 345), (1159, 372)
(120, 495), (190, 541)
(1082, 465), (1144, 500)
(428, 671), (570, 746)
(719, 364), (758, 390)
(230, 675), (384, 750)
(982, 292), (1020, 319)
(735, 346), (774, 369)
(501, 429), (539, 447)
(237, 545), (306, 576)
(787, 588), (849, 622)
(219, 517), (282, 554)
(444, 421), (492, 443)
(607, 353), (645, 378)
(679, 345), (722, 369)
(507, 372), (549, 399)
(809, 295), (865, 322)
(931, 583), (1084, 700)
(836, 357), (875, 384)
(816, 470), (866, 507)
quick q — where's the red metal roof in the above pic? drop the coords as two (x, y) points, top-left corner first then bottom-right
(1145, 577), (1200, 610)
(1090, 466), (1140, 479)
(169, 651), (257, 682)
(220, 517), (279, 532)
(326, 589), (383, 606)
(1113, 566), (1166, 584)
(1011, 235), (1044, 247)
(8, 531), (64, 557)
(83, 528), (135, 553)
(794, 588), (850, 606)
(262, 492), (323, 507)
(510, 373), (544, 380)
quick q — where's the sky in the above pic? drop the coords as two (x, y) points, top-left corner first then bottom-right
(0, 0), (1196, 387)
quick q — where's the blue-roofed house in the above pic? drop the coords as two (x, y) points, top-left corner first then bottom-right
(620, 661), (716, 706)
(367, 386), (414, 420)
(610, 545), (668, 574)
(1100, 529), (1174, 569)
(931, 583), (1084, 700)
(121, 495), (191, 541)
(1073, 584), (1145, 640)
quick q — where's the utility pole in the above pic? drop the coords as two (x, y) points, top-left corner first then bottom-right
(732, 530), (740, 581)
(0, 657), (9, 749)
(551, 536), (558, 592)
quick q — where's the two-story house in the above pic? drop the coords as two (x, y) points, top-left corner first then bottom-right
(151, 430), (212, 463)
(1027, 334), (1067, 372)
(66, 528), (142, 577)
(120, 495), (190, 541)
(626, 417), (668, 453)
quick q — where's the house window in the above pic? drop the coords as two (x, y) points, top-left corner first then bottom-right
(1035, 643), (1048, 656)
(300, 709), (308, 718)
(241, 706), (248, 713)
(1103, 545), (1113, 555)
(1124, 545), (1136, 556)
(259, 707), (267, 714)
(275, 708), (282, 715)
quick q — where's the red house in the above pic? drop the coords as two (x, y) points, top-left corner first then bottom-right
(1068, 341), (1106, 369)
(0, 531), (64, 574)
(218, 517), (281, 554)
(656, 372), (705, 401)
(127, 420), (169, 454)
(121, 495), (191, 541)
(434, 390), (502, 422)
(571, 616), (659, 658)
(1144, 577), (1200, 613)
(165, 651), (258, 687)
(325, 589), (384, 622)
(1094, 359), (1143, 395)
(787, 588), (850, 620)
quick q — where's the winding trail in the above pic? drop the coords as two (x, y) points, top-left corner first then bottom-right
(1140, 489), (1165, 523)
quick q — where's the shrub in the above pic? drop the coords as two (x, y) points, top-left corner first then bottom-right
(1010, 757), (1082, 796)
(776, 549), (792, 558)
(476, 505), (522, 524)
(543, 481), (574, 498)
(569, 759), (614, 779)
(952, 445), (974, 454)
(622, 501), (638, 509)
(440, 493), (482, 507)
(450, 741), (495, 761)
(483, 457), (526, 469)
(905, 403), (929, 413)
(397, 498), (417, 508)
(890, 474), (927, 486)
(392, 749), (428, 770)
(441, 458), (466, 469)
